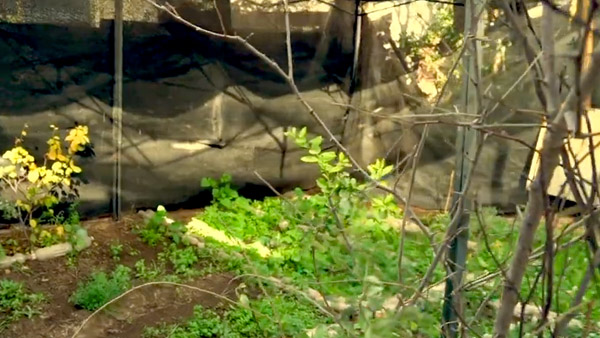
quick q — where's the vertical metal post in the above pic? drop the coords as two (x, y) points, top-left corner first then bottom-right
(112, 0), (123, 220)
(441, 0), (482, 336)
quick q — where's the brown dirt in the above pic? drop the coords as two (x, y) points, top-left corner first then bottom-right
(2, 209), (239, 338)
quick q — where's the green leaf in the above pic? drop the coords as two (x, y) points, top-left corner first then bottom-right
(299, 127), (307, 139)
(410, 321), (419, 331)
(320, 151), (336, 162)
(300, 156), (319, 163)
(201, 177), (212, 188)
(381, 164), (393, 177)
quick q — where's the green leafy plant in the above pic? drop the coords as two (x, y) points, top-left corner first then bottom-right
(0, 199), (19, 221)
(143, 305), (222, 338)
(36, 203), (88, 251)
(162, 244), (200, 275)
(70, 265), (132, 311)
(398, 5), (462, 67)
(160, 127), (599, 336)
(128, 247), (140, 256)
(138, 206), (187, 247)
(134, 259), (165, 281)
(0, 279), (45, 331)
(110, 242), (124, 261)
(186, 127), (430, 335)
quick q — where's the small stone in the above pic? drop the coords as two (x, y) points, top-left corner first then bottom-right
(467, 241), (478, 251)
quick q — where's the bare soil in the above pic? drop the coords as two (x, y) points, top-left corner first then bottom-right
(2, 209), (239, 338)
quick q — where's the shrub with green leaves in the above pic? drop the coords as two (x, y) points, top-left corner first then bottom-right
(70, 265), (132, 311)
(185, 127), (442, 336)
(0, 279), (45, 331)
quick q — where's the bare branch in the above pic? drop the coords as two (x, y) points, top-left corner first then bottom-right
(493, 29), (600, 338)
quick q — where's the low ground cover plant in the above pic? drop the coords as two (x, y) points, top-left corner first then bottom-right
(69, 264), (132, 311)
(0, 279), (45, 331)
(147, 127), (596, 336)
(143, 294), (326, 338)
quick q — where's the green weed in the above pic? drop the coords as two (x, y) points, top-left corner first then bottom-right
(143, 295), (324, 338)
(70, 265), (132, 311)
(137, 207), (187, 247)
(134, 259), (165, 281)
(110, 242), (124, 261)
(0, 279), (45, 331)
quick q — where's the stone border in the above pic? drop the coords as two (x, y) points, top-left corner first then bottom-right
(0, 235), (92, 268)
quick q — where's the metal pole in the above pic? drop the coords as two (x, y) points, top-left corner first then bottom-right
(112, 0), (123, 220)
(441, 0), (482, 335)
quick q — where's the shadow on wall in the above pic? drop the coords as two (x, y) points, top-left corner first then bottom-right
(0, 6), (374, 116)
(0, 4), (400, 216)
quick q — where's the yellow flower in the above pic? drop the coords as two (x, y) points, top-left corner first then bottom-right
(29, 219), (37, 228)
(55, 226), (65, 237)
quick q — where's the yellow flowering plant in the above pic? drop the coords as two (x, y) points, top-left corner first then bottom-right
(0, 124), (91, 247)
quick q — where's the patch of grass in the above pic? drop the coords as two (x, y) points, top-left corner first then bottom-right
(143, 295), (325, 338)
(0, 279), (45, 331)
(69, 265), (132, 311)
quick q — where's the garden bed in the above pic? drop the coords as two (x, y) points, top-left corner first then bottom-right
(1, 127), (597, 337)
(2, 209), (239, 338)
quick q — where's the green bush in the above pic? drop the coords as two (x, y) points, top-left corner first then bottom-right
(70, 265), (132, 311)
